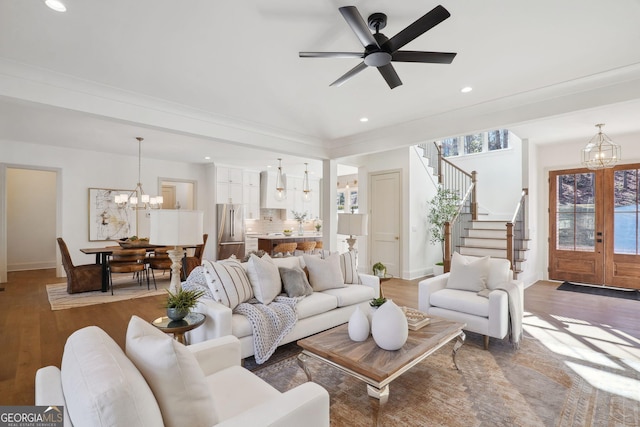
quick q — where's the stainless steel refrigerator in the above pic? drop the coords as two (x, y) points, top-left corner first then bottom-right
(217, 204), (246, 260)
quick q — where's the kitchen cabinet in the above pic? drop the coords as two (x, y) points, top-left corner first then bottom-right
(216, 166), (243, 204)
(243, 171), (261, 220)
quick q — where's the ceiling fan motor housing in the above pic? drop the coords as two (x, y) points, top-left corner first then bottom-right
(364, 32), (392, 67)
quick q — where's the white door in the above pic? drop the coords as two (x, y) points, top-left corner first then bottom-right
(369, 171), (401, 277)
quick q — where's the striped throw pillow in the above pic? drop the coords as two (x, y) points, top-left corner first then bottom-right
(202, 259), (253, 309)
(340, 251), (362, 284)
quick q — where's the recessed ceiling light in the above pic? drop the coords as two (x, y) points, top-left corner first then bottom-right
(204, 156), (211, 160)
(44, 0), (66, 12)
(461, 86), (473, 93)
(360, 117), (369, 122)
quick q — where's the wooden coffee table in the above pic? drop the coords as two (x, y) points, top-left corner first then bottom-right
(297, 317), (465, 425)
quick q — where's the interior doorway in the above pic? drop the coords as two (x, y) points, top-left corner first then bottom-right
(549, 164), (640, 289)
(369, 170), (401, 278)
(159, 178), (196, 210)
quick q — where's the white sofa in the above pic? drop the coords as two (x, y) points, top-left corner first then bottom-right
(418, 253), (523, 349)
(188, 254), (380, 359)
(35, 317), (329, 427)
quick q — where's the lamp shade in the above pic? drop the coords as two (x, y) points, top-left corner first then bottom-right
(149, 210), (204, 246)
(337, 213), (368, 236)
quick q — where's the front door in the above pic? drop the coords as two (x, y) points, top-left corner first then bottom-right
(549, 165), (640, 289)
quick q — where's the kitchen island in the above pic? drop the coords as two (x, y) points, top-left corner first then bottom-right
(256, 234), (322, 254)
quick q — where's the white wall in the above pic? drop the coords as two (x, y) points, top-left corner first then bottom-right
(2, 139), (209, 277)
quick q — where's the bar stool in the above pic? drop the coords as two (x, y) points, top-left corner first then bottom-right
(272, 242), (298, 257)
(296, 241), (316, 255)
(314, 240), (323, 254)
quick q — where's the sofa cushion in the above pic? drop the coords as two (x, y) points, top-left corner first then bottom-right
(321, 285), (374, 307)
(206, 365), (280, 422)
(231, 313), (253, 338)
(247, 253), (282, 304)
(430, 288), (490, 317)
(340, 251), (362, 284)
(296, 292), (339, 320)
(279, 266), (313, 297)
(203, 259), (253, 309)
(446, 252), (490, 292)
(60, 326), (164, 427)
(125, 315), (218, 427)
(303, 253), (345, 291)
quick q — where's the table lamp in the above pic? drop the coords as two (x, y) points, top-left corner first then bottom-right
(150, 210), (204, 293)
(337, 213), (368, 252)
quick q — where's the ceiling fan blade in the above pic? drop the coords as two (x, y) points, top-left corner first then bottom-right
(384, 5), (451, 53)
(392, 51), (457, 64)
(378, 64), (402, 89)
(330, 62), (368, 87)
(339, 6), (379, 49)
(299, 52), (364, 59)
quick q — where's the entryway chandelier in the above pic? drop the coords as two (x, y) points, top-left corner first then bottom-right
(114, 137), (163, 209)
(581, 124), (621, 170)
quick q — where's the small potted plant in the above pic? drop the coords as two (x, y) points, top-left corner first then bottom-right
(369, 296), (387, 308)
(372, 262), (386, 278)
(292, 210), (308, 235)
(165, 288), (206, 321)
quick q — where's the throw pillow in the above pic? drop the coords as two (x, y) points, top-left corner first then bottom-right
(125, 315), (218, 427)
(446, 252), (490, 292)
(340, 251), (362, 284)
(303, 253), (345, 291)
(246, 253), (282, 304)
(271, 255), (302, 270)
(202, 259), (253, 309)
(279, 266), (313, 297)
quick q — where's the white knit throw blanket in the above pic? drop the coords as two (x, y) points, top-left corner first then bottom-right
(233, 295), (301, 364)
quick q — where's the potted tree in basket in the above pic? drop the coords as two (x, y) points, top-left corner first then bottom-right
(428, 186), (460, 276)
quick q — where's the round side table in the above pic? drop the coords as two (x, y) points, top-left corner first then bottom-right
(152, 312), (206, 345)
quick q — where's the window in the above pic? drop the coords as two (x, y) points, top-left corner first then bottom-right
(438, 129), (510, 158)
(337, 191), (345, 212)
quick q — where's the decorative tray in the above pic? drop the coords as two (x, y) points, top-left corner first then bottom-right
(402, 307), (431, 330)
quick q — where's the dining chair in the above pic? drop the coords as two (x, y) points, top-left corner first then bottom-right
(147, 247), (171, 289)
(56, 238), (103, 294)
(107, 249), (148, 295)
(182, 234), (208, 280)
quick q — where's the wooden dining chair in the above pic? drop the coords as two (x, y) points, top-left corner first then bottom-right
(57, 237), (103, 294)
(182, 233), (208, 280)
(107, 249), (148, 295)
(146, 247), (171, 289)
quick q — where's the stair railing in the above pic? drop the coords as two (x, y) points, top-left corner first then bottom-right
(506, 188), (528, 273)
(443, 182), (475, 273)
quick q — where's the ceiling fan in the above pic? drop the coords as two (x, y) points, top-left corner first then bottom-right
(299, 5), (457, 89)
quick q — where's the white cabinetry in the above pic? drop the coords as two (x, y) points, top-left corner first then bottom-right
(243, 171), (261, 220)
(260, 171), (288, 209)
(216, 167), (243, 204)
(245, 235), (258, 255)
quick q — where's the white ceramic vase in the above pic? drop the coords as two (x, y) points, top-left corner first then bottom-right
(348, 305), (370, 341)
(371, 299), (408, 350)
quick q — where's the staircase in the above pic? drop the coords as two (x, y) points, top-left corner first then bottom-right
(419, 142), (529, 278)
(459, 219), (529, 278)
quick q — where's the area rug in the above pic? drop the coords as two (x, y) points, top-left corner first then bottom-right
(558, 281), (640, 301)
(254, 330), (640, 426)
(46, 276), (171, 310)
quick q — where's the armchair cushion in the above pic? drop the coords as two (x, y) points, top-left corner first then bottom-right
(125, 315), (218, 427)
(446, 252), (489, 292)
(430, 288), (491, 317)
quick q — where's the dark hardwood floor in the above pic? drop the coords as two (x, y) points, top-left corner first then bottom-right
(1, 269), (638, 405)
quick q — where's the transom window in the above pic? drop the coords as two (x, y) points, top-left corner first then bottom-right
(439, 129), (510, 158)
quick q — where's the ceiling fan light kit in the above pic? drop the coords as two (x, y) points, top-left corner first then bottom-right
(299, 5), (457, 89)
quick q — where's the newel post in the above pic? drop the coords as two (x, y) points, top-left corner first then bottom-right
(506, 222), (514, 271)
(444, 221), (452, 273)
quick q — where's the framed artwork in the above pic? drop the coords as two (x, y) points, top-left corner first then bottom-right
(350, 190), (359, 212)
(88, 188), (136, 241)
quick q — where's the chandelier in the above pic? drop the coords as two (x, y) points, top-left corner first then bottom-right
(302, 162), (311, 202)
(114, 137), (163, 209)
(274, 158), (287, 201)
(581, 124), (621, 170)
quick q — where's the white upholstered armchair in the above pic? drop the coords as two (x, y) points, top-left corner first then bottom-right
(418, 253), (524, 349)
